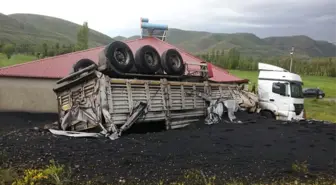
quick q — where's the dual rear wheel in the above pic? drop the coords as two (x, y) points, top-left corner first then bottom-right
(135, 45), (186, 75)
(72, 41), (186, 76)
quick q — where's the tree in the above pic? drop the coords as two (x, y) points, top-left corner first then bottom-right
(2, 44), (15, 59)
(76, 21), (89, 51)
(55, 43), (60, 55)
(47, 50), (55, 56)
(0, 41), (4, 53)
(228, 47), (240, 69)
(198, 49), (336, 77)
(42, 43), (48, 57)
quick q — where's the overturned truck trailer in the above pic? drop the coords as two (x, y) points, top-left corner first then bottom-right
(50, 41), (258, 140)
(52, 68), (258, 139)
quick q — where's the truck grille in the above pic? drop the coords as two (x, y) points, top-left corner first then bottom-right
(293, 104), (304, 115)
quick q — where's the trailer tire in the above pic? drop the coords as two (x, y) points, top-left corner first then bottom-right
(161, 49), (186, 76)
(135, 45), (161, 74)
(104, 41), (134, 73)
(73, 59), (97, 72)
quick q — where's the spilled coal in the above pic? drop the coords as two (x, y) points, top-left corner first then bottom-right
(0, 112), (335, 184)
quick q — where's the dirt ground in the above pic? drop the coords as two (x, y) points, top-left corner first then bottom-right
(0, 112), (335, 184)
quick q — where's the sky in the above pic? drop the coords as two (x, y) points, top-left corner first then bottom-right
(2, 0), (336, 42)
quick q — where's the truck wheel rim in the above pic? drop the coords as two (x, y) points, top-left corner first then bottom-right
(170, 55), (181, 69)
(144, 52), (157, 66)
(114, 49), (128, 65)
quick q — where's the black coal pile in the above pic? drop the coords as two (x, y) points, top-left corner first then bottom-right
(0, 112), (335, 184)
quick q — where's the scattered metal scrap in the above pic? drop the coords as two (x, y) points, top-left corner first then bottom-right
(50, 101), (148, 140)
(186, 89), (259, 125)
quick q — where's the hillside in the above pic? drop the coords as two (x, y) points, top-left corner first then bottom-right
(166, 29), (336, 58)
(0, 13), (335, 58)
(117, 29), (336, 58)
(263, 35), (336, 58)
(0, 13), (114, 47)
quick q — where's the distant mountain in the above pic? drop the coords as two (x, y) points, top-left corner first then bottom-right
(0, 13), (335, 58)
(0, 13), (114, 47)
(113, 35), (140, 41)
(115, 28), (336, 58)
(113, 36), (127, 41)
(263, 35), (336, 58)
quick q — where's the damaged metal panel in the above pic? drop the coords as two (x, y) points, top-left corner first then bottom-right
(167, 82), (222, 129)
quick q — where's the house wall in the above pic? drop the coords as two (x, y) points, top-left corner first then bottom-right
(0, 77), (59, 113)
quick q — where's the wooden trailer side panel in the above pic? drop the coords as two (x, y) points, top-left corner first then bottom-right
(56, 76), (240, 130)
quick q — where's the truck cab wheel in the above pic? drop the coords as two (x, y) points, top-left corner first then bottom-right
(261, 110), (274, 119)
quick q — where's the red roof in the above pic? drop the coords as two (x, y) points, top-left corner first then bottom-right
(0, 37), (248, 83)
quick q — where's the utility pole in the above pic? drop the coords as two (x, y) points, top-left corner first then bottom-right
(290, 46), (294, 72)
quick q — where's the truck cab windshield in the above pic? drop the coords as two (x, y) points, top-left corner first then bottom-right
(290, 82), (303, 98)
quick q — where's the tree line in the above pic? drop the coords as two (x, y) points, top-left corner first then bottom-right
(0, 22), (89, 59)
(196, 48), (336, 77)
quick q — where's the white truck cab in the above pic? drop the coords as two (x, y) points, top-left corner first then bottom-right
(257, 63), (305, 121)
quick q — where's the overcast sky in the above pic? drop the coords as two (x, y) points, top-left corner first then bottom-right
(2, 0), (336, 42)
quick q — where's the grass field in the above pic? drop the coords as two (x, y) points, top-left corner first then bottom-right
(229, 70), (336, 122)
(0, 53), (37, 67)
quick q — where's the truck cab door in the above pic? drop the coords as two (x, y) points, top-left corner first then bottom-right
(270, 82), (290, 117)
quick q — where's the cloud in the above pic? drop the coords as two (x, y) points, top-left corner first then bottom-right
(1, 0), (336, 41)
(189, 0), (336, 27)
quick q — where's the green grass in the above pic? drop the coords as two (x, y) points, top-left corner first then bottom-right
(1, 164), (335, 185)
(0, 53), (37, 67)
(229, 70), (336, 122)
(305, 99), (336, 122)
